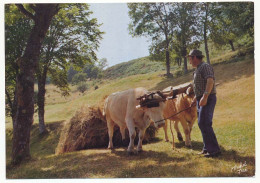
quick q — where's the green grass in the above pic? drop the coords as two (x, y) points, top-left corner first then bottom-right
(6, 53), (255, 178)
(103, 56), (165, 79)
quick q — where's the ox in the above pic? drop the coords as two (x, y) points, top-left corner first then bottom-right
(103, 88), (168, 154)
(162, 85), (197, 149)
(103, 85), (191, 154)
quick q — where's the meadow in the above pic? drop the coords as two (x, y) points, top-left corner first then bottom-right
(6, 53), (255, 178)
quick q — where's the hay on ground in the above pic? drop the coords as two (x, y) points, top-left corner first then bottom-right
(55, 105), (157, 154)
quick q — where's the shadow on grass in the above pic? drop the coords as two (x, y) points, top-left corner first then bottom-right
(175, 140), (255, 166)
(173, 139), (254, 165)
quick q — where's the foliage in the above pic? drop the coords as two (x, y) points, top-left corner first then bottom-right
(76, 82), (89, 93)
(83, 62), (103, 80)
(49, 66), (71, 96)
(38, 3), (104, 92)
(97, 58), (108, 70)
(5, 4), (32, 117)
(72, 72), (87, 85)
(67, 58), (107, 83)
(128, 3), (176, 75)
(209, 2), (254, 50)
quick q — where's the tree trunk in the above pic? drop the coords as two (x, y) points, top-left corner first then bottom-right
(203, 3), (210, 64)
(12, 4), (59, 164)
(182, 47), (188, 74)
(165, 37), (172, 77)
(229, 40), (235, 51)
(165, 49), (171, 77)
(37, 66), (48, 134)
(183, 56), (188, 74)
(12, 86), (18, 126)
(204, 37), (210, 64)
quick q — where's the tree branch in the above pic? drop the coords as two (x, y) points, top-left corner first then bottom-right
(16, 4), (35, 21)
(29, 4), (37, 11)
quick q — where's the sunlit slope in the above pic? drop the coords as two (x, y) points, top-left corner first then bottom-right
(43, 58), (254, 124)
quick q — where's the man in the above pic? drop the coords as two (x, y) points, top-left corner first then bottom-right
(188, 49), (221, 158)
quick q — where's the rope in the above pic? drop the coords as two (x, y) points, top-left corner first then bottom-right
(154, 102), (196, 124)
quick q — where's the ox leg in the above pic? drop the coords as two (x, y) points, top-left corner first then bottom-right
(174, 121), (183, 142)
(126, 120), (136, 154)
(188, 122), (192, 140)
(188, 118), (196, 141)
(137, 129), (145, 152)
(163, 120), (169, 142)
(120, 125), (126, 140)
(180, 120), (192, 148)
(169, 120), (175, 149)
(107, 120), (115, 149)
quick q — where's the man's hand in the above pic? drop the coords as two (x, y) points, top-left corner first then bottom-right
(199, 95), (208, 106)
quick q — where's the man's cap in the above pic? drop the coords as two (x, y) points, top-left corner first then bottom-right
(187, 49), (204, 57)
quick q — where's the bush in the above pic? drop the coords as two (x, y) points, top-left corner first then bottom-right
(175, 70), (183, 78)
(72, 73), (87, 85)
(77, 82), (89, 93)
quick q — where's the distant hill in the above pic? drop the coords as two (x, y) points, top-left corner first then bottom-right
(103, 57), (165, 79)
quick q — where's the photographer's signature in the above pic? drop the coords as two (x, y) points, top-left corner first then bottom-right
(231, 161), (248, 174)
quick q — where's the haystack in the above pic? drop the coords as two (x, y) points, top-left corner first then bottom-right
(55, 105), (158, 154)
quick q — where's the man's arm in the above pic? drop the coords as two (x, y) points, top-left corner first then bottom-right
(199, 78), (214, 106)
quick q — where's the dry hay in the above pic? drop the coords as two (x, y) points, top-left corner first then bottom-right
(55, 105), (158, 154)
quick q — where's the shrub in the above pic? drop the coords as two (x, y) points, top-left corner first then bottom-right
(72, 73), (87, 85)
(77, 82), (89, 93)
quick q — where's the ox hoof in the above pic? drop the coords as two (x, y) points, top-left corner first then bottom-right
(137, 148), (143, 153)
(177, 133), (183, 142)
(127, 151), (135, 156)
(185, 144), (192, 149)
(165, 139), (169, 142)
(107, 146), (114, 150)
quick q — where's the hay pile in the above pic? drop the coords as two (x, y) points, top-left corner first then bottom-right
(55, 106), (157, 154)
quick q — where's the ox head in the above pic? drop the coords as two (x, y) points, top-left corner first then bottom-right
(136, 91), (167, 128)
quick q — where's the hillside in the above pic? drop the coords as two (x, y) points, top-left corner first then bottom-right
(103, 56), (166, 79)
(6, 51), (255, 178)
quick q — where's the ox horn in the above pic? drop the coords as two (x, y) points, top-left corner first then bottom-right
(136, 105), (141, 109)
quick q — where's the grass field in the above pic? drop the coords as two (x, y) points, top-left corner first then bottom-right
(6, 54), (255, 178)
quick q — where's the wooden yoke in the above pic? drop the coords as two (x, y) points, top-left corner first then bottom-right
(136, 82), (193, 108)
(162, 82), (193, 99)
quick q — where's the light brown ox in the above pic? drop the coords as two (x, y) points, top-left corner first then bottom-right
(162, 85), (197, 149)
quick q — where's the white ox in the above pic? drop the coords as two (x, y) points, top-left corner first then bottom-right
(103, 87), (167, 154)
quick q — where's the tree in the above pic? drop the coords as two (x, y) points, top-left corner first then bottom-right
(198, 2), (212, 64)
(72, 72), (87, 85)
(77, 82), (89, 93)
(5, 5), (32, 122)
(128, 3), (175, 77)
(97, 58), (108, 70)
(208, 2), (253, 51)
(11, 4), (59, 164)
(170, 2), (201, 74)
(209, 3), (237, 51)
(36, 4), (103, 134)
